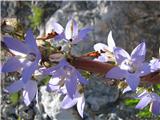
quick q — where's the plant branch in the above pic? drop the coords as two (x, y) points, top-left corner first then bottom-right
(69, 56), (160, 84)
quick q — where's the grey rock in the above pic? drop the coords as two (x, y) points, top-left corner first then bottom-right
(39, 86), (81, 120)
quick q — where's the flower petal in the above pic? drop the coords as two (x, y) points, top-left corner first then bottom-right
(2, 57), (23, 72)
(49, 77), (61, 86)
(23, 80), (37, 106)
(4, 37), (29, 54)
(77, 94), (85, 118)
(139, 62), (151, 76)
(54, 33), (65, 41)
(94, 53), (108, 62)
(22, 60), (39, 83)
(76, 71), (88, 85)
(135, 95), (151, 109)
(78, 27), (92, 40)
(123, 86), (132, 94)
(65, 75), (77, 99)
(126, 74), (140, 91)
(151, 101), (160, 115)
(131, 42), (146, 64)
(107, 31), (116, 52)
(65, 18), (78, 40)
(5, 80), (23, 93)
(114, 47), (130, 65)
(106, 67), (126, 79)
(94, 43), (109, 53)
(61, 95), (77, 109)
(46, 84), (59, 92)
(25, 29), (39, 53)
(53, 22), (64, 34)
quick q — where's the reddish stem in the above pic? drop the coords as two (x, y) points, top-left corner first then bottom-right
(70, 56), (160, 84)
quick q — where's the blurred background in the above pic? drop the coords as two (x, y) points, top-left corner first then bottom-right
(1, 1), (160, 120)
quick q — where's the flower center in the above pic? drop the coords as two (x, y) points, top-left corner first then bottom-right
(123, 59), (136, 73)
(27, 53), (36, 62)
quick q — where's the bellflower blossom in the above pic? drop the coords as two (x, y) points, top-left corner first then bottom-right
(106, 42), (150, 91)
(94, 31), (116, 62)
(61, 89), (85, 118)
(52, 18), (92, 44)
(135, 90), (160, 115)
(43, 59), (88, 98)
(4, 79), (37, 106)
(2, 29), (41, 83)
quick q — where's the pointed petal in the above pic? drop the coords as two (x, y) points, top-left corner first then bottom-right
(53, 22), (64, 34)
(61, 95), (77, 109)
(25, 29), (39, 53)
(106, 67), (127, 79)
(46, 84), (59, 92)
(4, 37), (29, 54)
(123, 86), (132, 94)
(114, 47), (130, 64)
(131, 42), (146, 64)
(65, 75), (77, 99)
(94, 43), (109, 53)
(78, 27), (92, 40)
(72, 19), (78, 38)
(54, 33), (65, 41)
(65, 19), (78, 40)
(135, 96), (151, 109)
(126, 74), (140, 91)
(23, 80), (37, 106)
(5, 80), (23, 93)
(107, 31), (116, 52)
(49, 77), (61, 85)
(139, 62), (151, 76)
(151, 101), (160, 115)
(77, 94), (85, 118)
(76, 71), (88, 85)
(2, 57), (23, 72)
(22, 60), (38, 83)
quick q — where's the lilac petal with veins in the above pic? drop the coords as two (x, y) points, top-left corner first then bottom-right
(2, 57), (23, 72)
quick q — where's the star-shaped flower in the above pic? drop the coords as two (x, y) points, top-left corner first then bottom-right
(52, 18), (92, 44)
(135, 91), (160, 115)
(93, 31), (116, 62)
(2, 29), (41, 83)
(43, 59), (88, 98)
(4, 79), (37, 106)
(106, 42), (150, 91)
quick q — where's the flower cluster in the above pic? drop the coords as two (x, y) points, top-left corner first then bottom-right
(2, 17), (160, 118)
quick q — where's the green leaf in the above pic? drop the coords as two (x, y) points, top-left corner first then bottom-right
(9, 92), (20, 105)
(41, 75), (51, 85)
(123, 98), (139, 107)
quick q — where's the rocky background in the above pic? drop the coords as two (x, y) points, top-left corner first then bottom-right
(1, 1), (160, 120)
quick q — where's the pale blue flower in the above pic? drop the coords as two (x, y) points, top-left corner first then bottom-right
(135, 91), (160, 115)
(4, 79), (37, 106)
(106, 42), (150, 91)
(2, 29), (41, 83)
(43, 59), (88, 98)
(94, 31), (116, 62)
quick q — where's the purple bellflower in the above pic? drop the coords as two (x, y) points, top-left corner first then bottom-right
(2, 29), (41, 83)
(106, 42), (150, 91)
(61, 89), (85, 118)
(52, 18), (92, 44)
(43, 59), (88, 98)
(135, 90), (160, 115)
(4, 79), (37, 106)
(94, 31), (116, 62)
